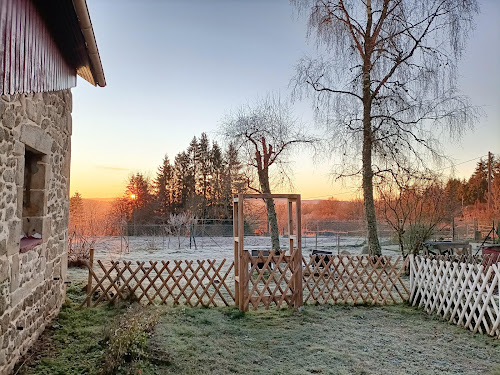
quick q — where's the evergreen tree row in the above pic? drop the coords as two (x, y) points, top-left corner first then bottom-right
(444, 155), (500, 211)
(124, 133), (247, 224)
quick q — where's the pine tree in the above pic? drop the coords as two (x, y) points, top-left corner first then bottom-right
(221, 143), (246, 219)
(465, 158), (489, 205)
(154, 154), (173, 221)
(172, 151), (196, 213)
(125, 173), (154, 224)
(69, 192), (84, 232)
(198, 133), (212, 217)
(186, 137), (202, 215)
(209, 141), (224, 218)
(444, 178), (466, 216)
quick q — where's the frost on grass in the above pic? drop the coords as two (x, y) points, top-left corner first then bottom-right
(15, 295), (500, 375)
(150, 305), (500, 375)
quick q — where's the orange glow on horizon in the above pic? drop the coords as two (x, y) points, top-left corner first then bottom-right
(70, 172), (357, 202)
(69, 157), (478, 202)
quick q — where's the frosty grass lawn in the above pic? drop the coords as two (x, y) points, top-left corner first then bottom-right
(14, 281), (500, 375)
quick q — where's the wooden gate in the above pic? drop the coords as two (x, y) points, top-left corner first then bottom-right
(233, 194), (303, 311)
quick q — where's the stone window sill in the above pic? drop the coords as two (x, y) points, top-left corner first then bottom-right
(20, 237), (43, 253)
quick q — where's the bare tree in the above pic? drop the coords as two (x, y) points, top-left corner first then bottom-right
(220, 94), (315, 252)
(291, 0), (479, 255)
(168, 212), (194, 249)
(378, 175), (450, 256)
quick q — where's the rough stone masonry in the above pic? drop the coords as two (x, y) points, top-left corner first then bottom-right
(0, 89), (72, 374)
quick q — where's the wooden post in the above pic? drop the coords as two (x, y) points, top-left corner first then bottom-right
(295, 195), (303, 308)
(233, 196), (239, 307)
(288, 198), (295, 304)
(240, 250), (249, 311)
(288, 199), (293, 254)
(87, 248), (94, 307)
(474, 218), (479, 241)
(238, 195), (247, 311)
(488, 151), (492, 211)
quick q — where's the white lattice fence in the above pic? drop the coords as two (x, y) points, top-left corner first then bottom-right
(409, 255), (500, 338)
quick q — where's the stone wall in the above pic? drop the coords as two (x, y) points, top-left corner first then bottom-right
(0, 90), (72, 375)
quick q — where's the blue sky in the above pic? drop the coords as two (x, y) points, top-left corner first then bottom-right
(70, 0), (500, 199)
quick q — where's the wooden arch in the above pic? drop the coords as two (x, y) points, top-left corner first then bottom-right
(233, 194), (303, 311)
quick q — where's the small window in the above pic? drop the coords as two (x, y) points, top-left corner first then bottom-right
(20, 148), (46, 252)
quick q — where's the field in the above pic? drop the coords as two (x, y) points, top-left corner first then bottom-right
(80, 234), (384, 259)
(15, 283), (500, 375)
(67, 234), (398, 282)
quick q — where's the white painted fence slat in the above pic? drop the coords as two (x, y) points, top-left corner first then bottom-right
(489, 264), (500, 337)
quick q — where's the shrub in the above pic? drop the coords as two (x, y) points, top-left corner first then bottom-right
(99, 304), (165, 374)
(67, 231), (95, 267)
(402, 223), (433, 255)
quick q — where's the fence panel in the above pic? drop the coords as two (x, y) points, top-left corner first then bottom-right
(82, 254), (410, 308)
(81, 258), (234, 308)
(409, 255), (500, 338)
(302, 255), (409, 305)
(243, 248), (302, 310)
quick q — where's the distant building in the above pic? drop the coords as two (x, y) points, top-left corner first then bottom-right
(0, 1), (105, 373)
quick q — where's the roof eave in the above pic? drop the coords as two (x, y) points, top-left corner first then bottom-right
(72, 0), (106, 87)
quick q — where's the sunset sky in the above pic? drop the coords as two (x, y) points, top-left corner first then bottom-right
(70, 0), (500, 201)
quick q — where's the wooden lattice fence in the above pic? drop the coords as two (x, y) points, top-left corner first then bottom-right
(242, 249), (303, 310)
(409, 255), (500, 338)
(82, 253), (410, 308)
(81, 257), (234, 308)
(303, 255), (409, 304)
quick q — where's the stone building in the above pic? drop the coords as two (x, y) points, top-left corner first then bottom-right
(0, 1), (105, 373)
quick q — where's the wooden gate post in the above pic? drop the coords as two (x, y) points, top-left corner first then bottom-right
(237, 194), (248, 311)
(288, 198), (295, 306)
(295, 195), (303, 308)
(233, 196), (240, 307)
(233, 194), (249, 311)
(288, 196), (303, 308)
(87, 247), (95, 307)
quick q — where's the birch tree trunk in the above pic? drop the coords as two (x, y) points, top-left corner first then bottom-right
(362, 2), (381, 256)
(258, 168), (281, 253)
